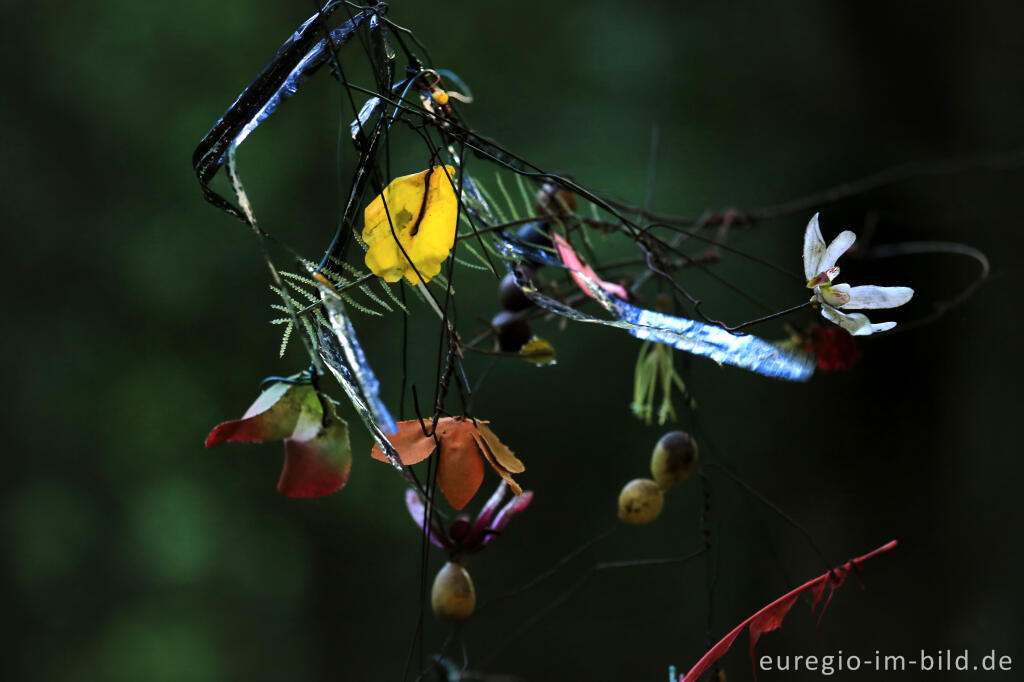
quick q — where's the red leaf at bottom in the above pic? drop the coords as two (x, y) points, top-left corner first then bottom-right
(681, 540), (898, 682)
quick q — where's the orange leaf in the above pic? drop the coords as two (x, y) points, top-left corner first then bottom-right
(370, 419), (437, 465)
(475, 421), (525, 474)
(435, 418), (485, 510)
(472, 432), (523, 497)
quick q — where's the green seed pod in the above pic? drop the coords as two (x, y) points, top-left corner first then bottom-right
(617, 478), (664, 525)
(431, 561), (476, 622)
(650, 430), (698, 490)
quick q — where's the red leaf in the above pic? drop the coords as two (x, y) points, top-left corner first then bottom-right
(802, 325), (860, 371)
(680, 540), (897, 682)
(206, 381), (352, 499)
(552, 233), (629, 301)
(205, 383), (312, 447)
(278, 405), (352, 499)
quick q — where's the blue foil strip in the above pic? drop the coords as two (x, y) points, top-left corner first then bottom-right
(612, 299), (815, 381)
(495, 237), (565, 269)
(507, 239), (815, 382)
(461, 172), (813, 381)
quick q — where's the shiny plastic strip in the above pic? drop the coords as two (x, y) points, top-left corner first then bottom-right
(193, 3), (373, 220)
(317, 330), (405, 468)
(508, 246), (815, 382)
(317, 286), (398, 434)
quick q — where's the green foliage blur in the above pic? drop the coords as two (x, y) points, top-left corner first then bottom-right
(5, 1), (1024, 680)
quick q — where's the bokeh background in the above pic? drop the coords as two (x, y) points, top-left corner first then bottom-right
(5, 1), (1023, 680)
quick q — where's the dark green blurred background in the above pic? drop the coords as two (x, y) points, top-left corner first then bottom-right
(5, 1), (1023, 680)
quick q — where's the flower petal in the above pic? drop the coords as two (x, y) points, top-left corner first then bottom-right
(278, 402), (352, 499)
(482, 490), (534, 547)
(436, 420), (486, 510)
(806, 267), (839, 288)
(404, 489), (448, 549)
(820, 304), (895, 336)
(841, 285), (914, 310)
(802, 213), (827, 280)
(819, 283), (851, 307)
(468, 481), (509, 546)
(370, 419), (439, 466)
(818, 230), (856, 274)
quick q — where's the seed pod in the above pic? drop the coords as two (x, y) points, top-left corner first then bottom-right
(617, 478), (664, 525)
(431, 561), (476, 621)
(498, 271), (534, 312)
(650, 430), (699, 490)
(491, 310), (532, 352)
(535, 182), (577, 217)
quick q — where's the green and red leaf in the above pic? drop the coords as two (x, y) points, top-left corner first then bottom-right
(206, 382), (317, 446)
(206, 381), (352, 499)
(279, 401), (352, 498)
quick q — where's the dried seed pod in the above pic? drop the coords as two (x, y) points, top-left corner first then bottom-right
(617, 478), (664, 525)
(491, 310), (532, 352)
(431, 561), (476, 621)
(650, 430), (699, 490)
(535, 182), (577, 217)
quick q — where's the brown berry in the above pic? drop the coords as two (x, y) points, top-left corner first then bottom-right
(491, 310), (532, 352)
(617, 478), (664, 525)
(650, 430), (699, 490)
(498, 271), (534, 312)
(431, 561), (476, 621)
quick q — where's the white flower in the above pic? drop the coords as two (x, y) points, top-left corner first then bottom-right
(802, 213), (914, 336)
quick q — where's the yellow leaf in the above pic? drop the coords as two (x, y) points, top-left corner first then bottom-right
(362, 166), (457, 284)
(518, 336), (557, 366)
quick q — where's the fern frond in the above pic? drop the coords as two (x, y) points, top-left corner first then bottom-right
(495, 173), (519, 221)
(299, 314), (318, 350)
(357, 282), (393, 313)
(340, 290), (383, 317)
(351, 227), (369, 251)
(474, 180), (508, 224)
(514, 172), (534, 218)
(378, 280), (409, 313)
(459, 241), (499, 275)
(283, 281), (320, 305)
(338, 261), (369, 279)
(279, 322), (294, 358)
(454, 254), (490, 271)
(280, 271), (319, 287)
